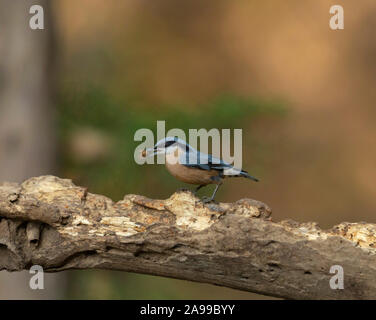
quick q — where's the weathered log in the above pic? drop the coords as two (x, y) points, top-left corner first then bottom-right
(0, 175), (375, 299)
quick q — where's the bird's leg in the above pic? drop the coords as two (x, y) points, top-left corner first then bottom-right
(194, 184), (205, 195)
(202, 176), (223, 203)
(202, 184), (221, 203)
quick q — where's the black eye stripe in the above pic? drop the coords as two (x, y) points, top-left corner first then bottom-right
(164, 141), (176, 148)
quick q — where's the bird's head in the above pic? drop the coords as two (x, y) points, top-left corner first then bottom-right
(141, 136), (188, 158)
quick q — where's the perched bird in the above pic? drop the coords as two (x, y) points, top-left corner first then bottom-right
(142, 136), (259, 202)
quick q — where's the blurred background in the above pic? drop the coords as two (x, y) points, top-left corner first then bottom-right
(0, 0), (375, 299)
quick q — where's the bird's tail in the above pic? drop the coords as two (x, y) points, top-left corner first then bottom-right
(239, 170), (259, 182)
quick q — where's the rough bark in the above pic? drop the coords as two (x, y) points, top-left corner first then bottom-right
(0, 175), (375, 299)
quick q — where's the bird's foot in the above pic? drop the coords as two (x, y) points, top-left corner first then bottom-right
(201, 196), (217, 204)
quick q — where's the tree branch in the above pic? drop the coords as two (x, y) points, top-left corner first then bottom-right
(0, 175), (375, 299)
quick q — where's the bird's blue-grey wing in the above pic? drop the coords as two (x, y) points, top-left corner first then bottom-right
(179, 148), (258, 180)
(180, 151), (232, 171)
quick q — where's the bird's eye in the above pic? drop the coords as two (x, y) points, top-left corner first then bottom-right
(164, 141), (175, 148)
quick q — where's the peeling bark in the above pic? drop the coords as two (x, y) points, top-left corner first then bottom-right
(0, 175), (375, 299)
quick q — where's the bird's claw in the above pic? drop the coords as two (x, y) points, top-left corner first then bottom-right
(201, 196), (215, 204)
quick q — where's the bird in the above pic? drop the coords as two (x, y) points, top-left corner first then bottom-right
(141, 136), (259, 203)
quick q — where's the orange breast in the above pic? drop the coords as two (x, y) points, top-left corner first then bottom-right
(165, 161), (219, 185)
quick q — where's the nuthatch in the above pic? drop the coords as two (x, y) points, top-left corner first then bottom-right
(142, 136), (258, 202)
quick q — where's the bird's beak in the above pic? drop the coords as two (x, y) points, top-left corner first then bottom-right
(141, 147), (160, 158)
